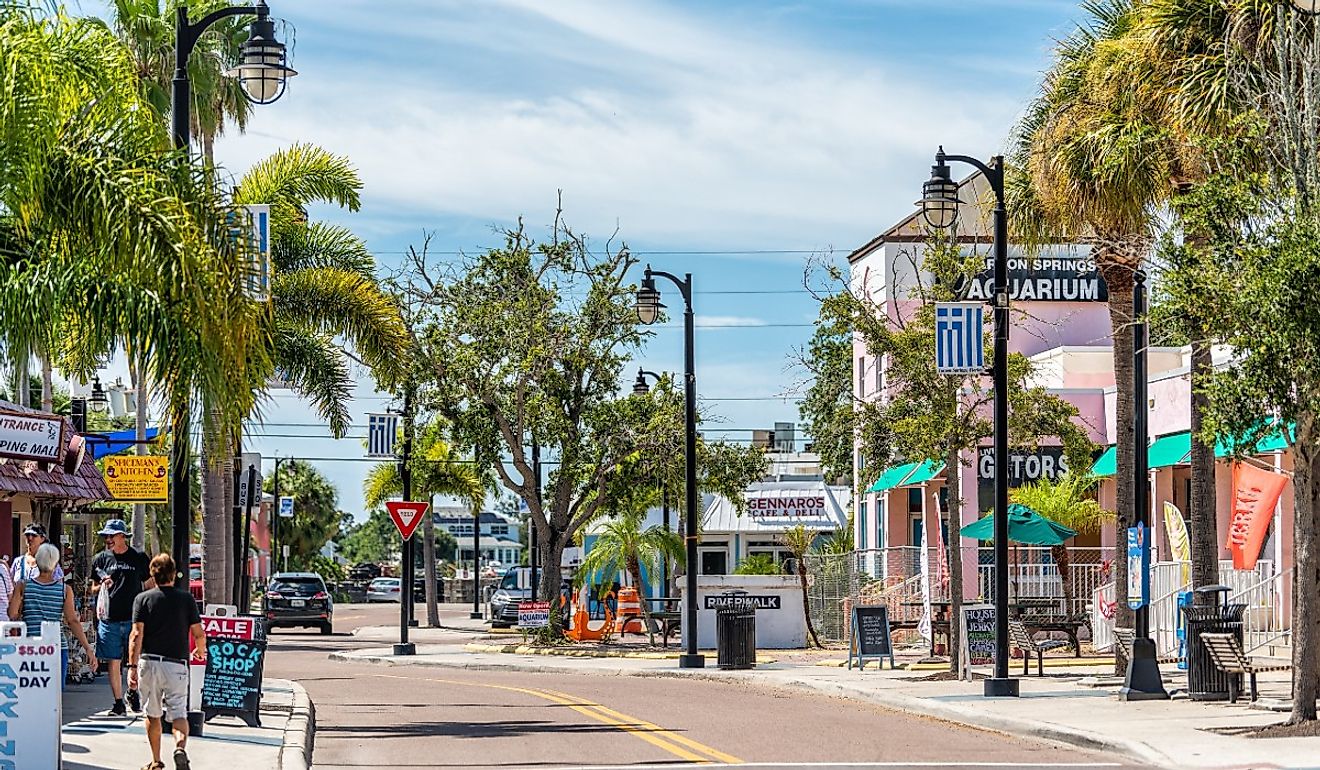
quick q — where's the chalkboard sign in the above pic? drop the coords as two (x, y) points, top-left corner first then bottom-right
(960, 603), (996, 675)
(848, 604), (895, 670)
(202, 637), (266, 727)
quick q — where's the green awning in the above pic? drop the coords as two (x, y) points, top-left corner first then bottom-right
(1254, 425), (1293, 453)
(867, 462), (919, 494)
(899, 459), (946, 487)
(1090, 446), (1116, 477)
(1149, 432), (1192, 468)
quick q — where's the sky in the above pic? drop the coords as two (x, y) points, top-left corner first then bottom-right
(74, 0), (1089, 520)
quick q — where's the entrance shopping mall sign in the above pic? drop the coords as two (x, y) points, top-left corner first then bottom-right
(0, 410), (63, 463)
(959, 253), (1107, 303)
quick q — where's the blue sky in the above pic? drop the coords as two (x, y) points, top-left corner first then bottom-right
(78, 0), (1088, 519)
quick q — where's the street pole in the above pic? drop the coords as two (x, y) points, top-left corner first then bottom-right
(661, 486), (670, 594)
(271, 457), (283, 578)
(394, 387), (415, 656)
(1121, 270), (1169, 700)
(920, 149), (1015, 696)
(471, 508), (483, 620)
(239, 464), (257, 612)
(679, 273), (702, 669)
(530, 437), (540, 602)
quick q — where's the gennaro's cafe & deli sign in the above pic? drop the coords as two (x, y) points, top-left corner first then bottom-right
(747, 496), (827, 518)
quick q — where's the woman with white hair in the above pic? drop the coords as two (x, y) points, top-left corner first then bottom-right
(8, 543), (96, 686)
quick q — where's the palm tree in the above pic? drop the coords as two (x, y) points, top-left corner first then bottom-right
(106, 0), (252, 164)
(1009, 473), (1113, 613)
(1012, 0), (1165, 660)
(781, 525), (822, 649)
(575, 511), (684, 645)
(364, 421), (488, 627)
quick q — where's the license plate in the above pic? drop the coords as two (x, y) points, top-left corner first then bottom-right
(290, 599), (305, 608)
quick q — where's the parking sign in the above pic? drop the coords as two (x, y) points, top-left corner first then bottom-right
(278, 495), (295, 519)
(934, 302), (985, 375)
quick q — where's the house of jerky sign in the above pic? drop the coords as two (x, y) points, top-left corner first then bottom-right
(959, 254), (1107, 303)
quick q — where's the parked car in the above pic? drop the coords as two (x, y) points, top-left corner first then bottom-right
(188, 557), (204, 607)
(488, 566), (571, 628)
(366, 577), (402, 603)
(262, 572), (334, 634)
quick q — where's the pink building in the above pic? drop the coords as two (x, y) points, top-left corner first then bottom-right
(849, 172), (1292, 652)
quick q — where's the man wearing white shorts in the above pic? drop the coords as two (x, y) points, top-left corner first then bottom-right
(128, 553), (205, 770)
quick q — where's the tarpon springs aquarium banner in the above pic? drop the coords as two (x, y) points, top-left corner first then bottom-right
(959, 253), (1108, 303)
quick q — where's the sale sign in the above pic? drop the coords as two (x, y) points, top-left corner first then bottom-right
(0, 621), (61, 769)
(201, 615), (258, 641)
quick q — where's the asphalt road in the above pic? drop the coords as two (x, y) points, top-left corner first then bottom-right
(264, 603), (1127, 770)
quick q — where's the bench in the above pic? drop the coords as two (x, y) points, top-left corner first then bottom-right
(1009, 620), (1069, 676)
(1200, 632), (1292, 703)
(1014, 603), (1086, 656)
(1113, 627), (1181, 666)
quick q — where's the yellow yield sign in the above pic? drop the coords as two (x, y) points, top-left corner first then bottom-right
(104, 455), (169, 502)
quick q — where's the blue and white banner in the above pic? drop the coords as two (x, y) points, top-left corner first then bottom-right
(934, 302), (985, 375)
(367, 413), (399, 458)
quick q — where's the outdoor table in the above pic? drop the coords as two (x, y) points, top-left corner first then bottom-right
(900, 601), (952, 657)
(1011, 597), (1084, 655)
(644, 597), (682, 647)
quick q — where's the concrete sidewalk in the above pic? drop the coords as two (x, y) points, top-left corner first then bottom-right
(330, 641), (1317, 770)
(60, 677), (313, 770)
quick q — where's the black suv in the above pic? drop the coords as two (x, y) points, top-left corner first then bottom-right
(262, 572), (334, 634)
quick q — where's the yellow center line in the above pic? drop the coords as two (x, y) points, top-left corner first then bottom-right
(373, 674), (740, 764)
(537, 688), (744, 765)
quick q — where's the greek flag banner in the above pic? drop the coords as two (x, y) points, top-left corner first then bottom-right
(367, 413), (399, 458)
(934, 302), (985, 375)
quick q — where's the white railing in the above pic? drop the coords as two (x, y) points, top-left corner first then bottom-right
(1090, 560), (1279, 655)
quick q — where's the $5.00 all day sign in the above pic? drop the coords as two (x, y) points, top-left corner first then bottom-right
(0, 621), (61, 769)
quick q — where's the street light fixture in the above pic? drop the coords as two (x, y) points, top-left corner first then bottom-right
(634, 267), (703, 669)
(632, 368), (663, 396)
(168, 0), (294, 594)
(919, 146), (1018, 698)
(88, 377), (110, 414)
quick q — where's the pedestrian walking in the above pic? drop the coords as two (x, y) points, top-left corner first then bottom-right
(128, 553), (205, 770)
(92, 519), (153, 715)
(7, 543), (97, 686)
(12, 523), (64, 584)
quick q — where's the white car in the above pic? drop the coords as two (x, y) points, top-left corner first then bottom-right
(366, 577), (402, 603)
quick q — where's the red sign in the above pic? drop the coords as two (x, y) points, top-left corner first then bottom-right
(1225, 462), (1289, 570)
(201, 615), (257, 641)
(386, 500), (430, 540)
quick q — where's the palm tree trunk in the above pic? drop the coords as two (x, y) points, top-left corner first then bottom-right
(200, 448), (230, 607)
(130, 354), (148, 552)
(1288, 414), (1319, 724)
(1100, 258), (1137, 675)
(424, 496), (439, 626)
(945, 447), (963, 676)
(627, 556), (655, 646)
(797, 558), (821, 648)
(39, 353), (52, 413)
(1188, 341), (1219, 605)
(14, 349), (29, 407)
(1052, 543), (1073, 610)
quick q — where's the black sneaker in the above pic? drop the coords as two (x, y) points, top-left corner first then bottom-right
(109, 699), (126, 716)
(126, 688), (141, 712)
(173, 747), (191, 770)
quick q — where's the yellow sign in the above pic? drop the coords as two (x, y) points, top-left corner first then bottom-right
(104, 456), (169, 502)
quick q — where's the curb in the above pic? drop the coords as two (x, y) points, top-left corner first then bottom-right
(327, 651), (1173, 768)
(278, 679), (316, 770)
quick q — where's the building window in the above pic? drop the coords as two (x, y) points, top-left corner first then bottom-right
(859, 502), (868, 551)
(907, 487), (923, 514)
(875, 355), (883, 393)
(699, 549), (728, 576)
(491, 525), (508, 536)
(857, 356), (866, 397)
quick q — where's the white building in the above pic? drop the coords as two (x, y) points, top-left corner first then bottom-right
(435, 509), (522, 568)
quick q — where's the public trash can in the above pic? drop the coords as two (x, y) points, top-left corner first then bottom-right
(715, 593), (757, 670)
(1185, 584), (1246, 701)
(1176, 590), (1193, 671)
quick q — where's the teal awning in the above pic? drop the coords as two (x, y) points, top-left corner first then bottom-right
(899, 459), (946, 487)
(867, 462), (919, 494)
(1149, 432), (1192, 469)
(1090, 446), (1116, 477)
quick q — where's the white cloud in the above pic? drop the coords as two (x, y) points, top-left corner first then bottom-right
(694, 315), (769, 329)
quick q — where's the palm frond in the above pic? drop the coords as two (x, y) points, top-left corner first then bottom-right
(272, 325), (353, 436)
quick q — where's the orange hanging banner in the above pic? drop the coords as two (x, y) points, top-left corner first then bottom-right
(1225, 462), (1289, 570)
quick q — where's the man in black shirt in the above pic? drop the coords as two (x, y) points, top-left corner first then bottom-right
(91, 519), (153, 715)
(129, 553), (205, 770)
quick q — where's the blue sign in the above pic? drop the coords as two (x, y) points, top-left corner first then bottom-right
(278, 495), (294, 519)
(934, 302), (985, 375)
(1127, 523), (1150, 609)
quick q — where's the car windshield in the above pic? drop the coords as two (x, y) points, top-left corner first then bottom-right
(371, 579), (399, 588)
(189, 568), (202, 581)
(499, 571), (521, 590)
(270, 577), (324, 596)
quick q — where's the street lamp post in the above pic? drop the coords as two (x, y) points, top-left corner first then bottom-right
(919, 147), (1017, 697)
(635, 270), (704, 669)
(168, 1), (295, 584)
(632, 369), (672, 592)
